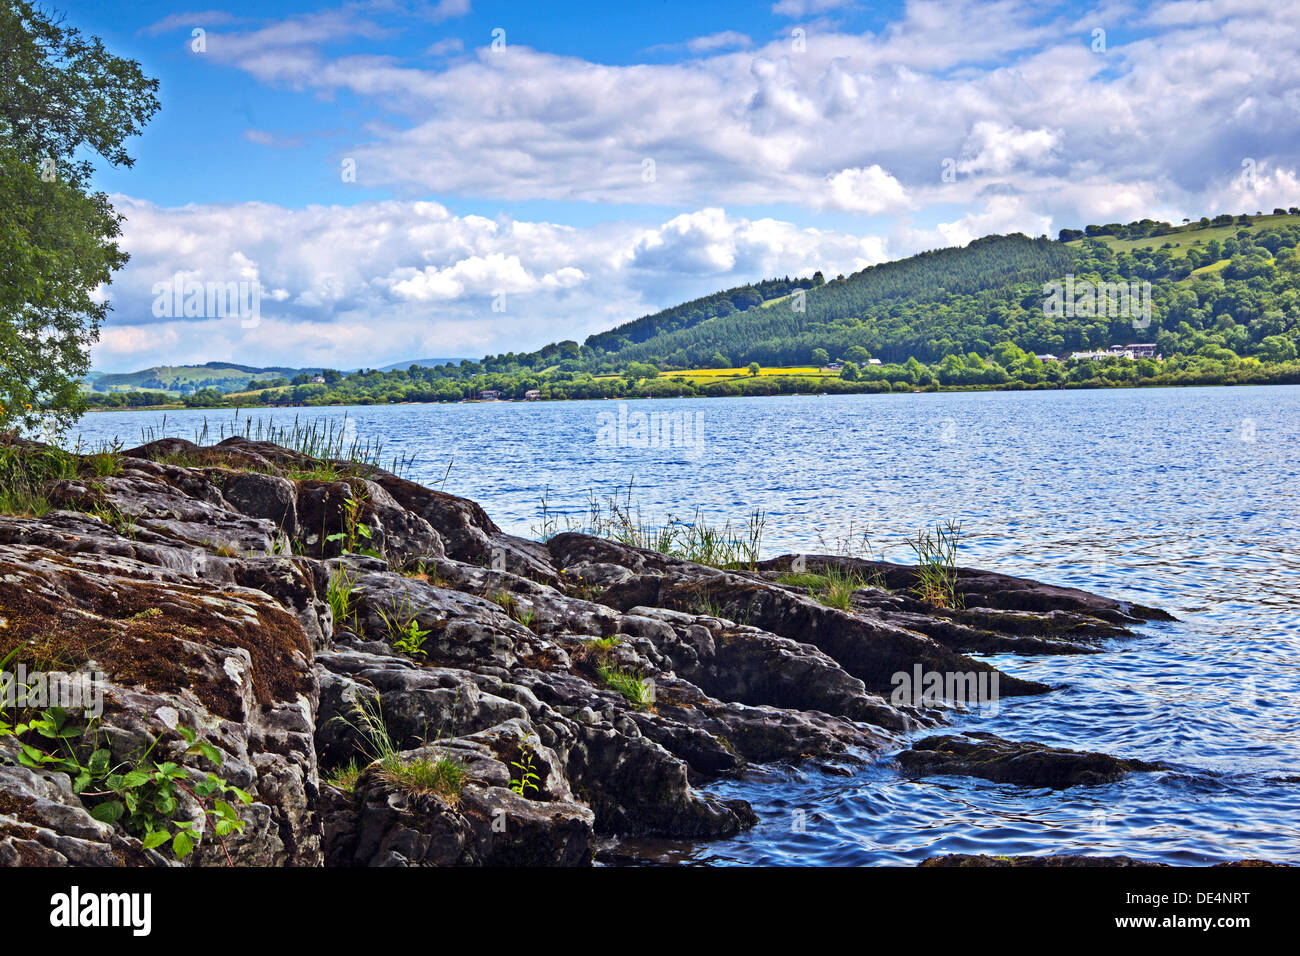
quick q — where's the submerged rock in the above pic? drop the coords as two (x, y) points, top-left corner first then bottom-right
(897, 732), (1165, 789)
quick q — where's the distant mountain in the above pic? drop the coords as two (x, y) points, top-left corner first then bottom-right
(84, 358), (469, 396)
(375, 357), (466, 372)
(85, 362), (318, 396)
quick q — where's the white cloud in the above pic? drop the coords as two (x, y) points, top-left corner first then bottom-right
(825, 165), (911, 214)
(141, 10), (242, 36)
(687, 31), (753, 53)
(242, 128), (302, 149)
(188, 0), (1300, 225)
(93, 199), (895, 371)
(956, 121), (1060, 175)
(935, 195), (1054, 247)
(424, 0), (472, 24)
(771, 0), (857, 18)
(425, 37), (464, 56)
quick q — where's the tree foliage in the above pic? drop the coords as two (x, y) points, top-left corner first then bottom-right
(0, 0), (159, 434)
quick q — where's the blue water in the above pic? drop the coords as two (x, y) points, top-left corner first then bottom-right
(71, 385), (1300, 864)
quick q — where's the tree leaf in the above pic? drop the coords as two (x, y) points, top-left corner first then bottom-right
(141, 830), (171, 850)
(90, 800), (123, 824)
(122, 769), (151, 788)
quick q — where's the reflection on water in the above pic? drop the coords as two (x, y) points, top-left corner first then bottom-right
(75, 385), (1300, 864)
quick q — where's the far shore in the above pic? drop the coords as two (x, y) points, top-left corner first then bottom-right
(81, 375), (1300, 417)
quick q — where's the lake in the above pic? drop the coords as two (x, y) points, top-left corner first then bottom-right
(71, 385), (1300, 864)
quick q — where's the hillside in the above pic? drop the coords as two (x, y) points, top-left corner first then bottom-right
(584, 276), (805, 352)
(560, 212), (1299, 371)
(87, 362), (317, 396)
(589, 234), (1079, 368)
(376, 357), (467, 372)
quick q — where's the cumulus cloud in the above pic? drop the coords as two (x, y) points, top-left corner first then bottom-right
(956, 121), (1061, 176)
(825, 165), (911, 214)
(178, 0), (1300, 226)
(934, 195), (1055, 248)
(93, 200), (894, 371)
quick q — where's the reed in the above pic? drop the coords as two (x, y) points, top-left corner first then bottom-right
(907, 519), (963, 608)
(533, 480), (765, 570)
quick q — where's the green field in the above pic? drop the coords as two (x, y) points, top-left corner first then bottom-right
(1065, 213), (1297, 257)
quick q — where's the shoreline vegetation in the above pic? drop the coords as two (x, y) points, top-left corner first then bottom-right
(81, 356), (1300, 413)
(81, 366), (1300, 415)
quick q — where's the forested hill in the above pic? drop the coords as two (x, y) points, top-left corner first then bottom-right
(595, 234), (1078, 367)
(585, 276), (802, 352)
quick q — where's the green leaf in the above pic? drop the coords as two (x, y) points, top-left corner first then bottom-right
(177, 726), (196, 744)
(0, 644), (23, 671)
(18, 742), (52, 764)
(141, 830), (171, 850)
(122, 769), (151, 788)
(90, 800), (124, 824)
(196, 741), (222, 765)
(173, 829), (194, 859)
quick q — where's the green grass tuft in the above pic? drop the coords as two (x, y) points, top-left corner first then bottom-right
(596, 661), (653, 709)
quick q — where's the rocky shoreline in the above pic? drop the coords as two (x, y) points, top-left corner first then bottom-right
(0, 436), (1262, 867)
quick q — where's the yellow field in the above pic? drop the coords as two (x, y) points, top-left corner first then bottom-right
(225, 384), (292, 400)
(597, 365), (840, 383)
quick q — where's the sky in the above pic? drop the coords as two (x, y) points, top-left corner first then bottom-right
(57, 0), (1300, 372)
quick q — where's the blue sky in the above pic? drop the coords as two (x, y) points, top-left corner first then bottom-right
(73, 0), (913, 221)
(56, 0), (1300, 371)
